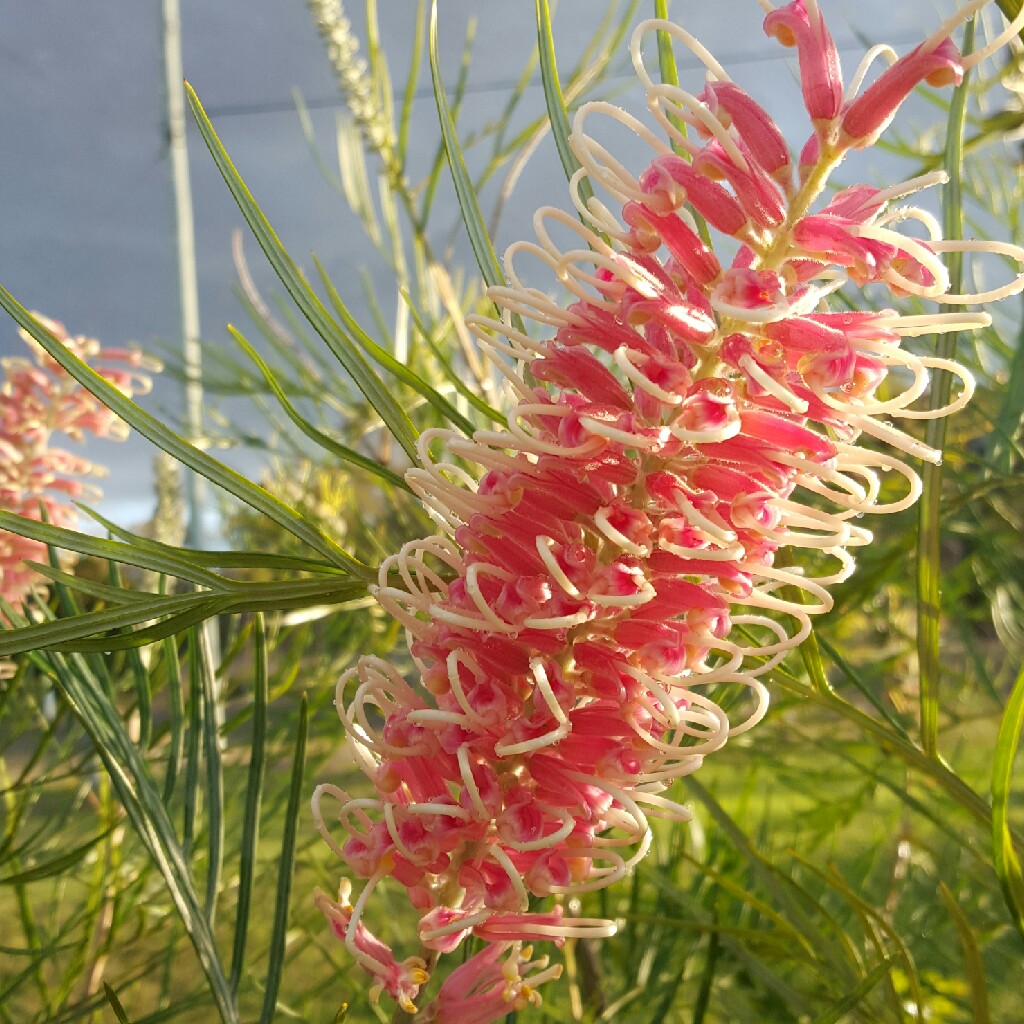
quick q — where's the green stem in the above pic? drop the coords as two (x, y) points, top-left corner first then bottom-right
(769, 667), (997, 832)
(915, 17), (974, 760)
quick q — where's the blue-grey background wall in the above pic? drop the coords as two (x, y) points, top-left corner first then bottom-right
(0, 1), (960, 529)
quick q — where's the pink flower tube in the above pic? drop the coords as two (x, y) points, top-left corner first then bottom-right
(0, 315), (156, 612)
(315, 3), (1024, 1019)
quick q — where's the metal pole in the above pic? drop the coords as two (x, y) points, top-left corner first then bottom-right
(162, 0), (221, 665)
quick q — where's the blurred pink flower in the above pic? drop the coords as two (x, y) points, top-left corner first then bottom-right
(0, 314), (156, 611)
(315, 2), (1024, 1018)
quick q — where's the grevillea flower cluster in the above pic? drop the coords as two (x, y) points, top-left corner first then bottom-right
(0, 315), (155, 611)
(313, 2), (1024, 1018)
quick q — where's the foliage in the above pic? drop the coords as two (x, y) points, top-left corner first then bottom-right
(1, 2), (1023, 1023)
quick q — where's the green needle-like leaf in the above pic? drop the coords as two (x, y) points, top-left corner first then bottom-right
(197, 626), (224, 925)
(402, 293), (505, 425)
(0, 292), (369, 579)
(162, 628), (185, 804)
(35, 646), (240, 1023)
(939, 882), (991, 1024)
(916, 18), (973, 759)
(429, 1), (506, 294)
(230, 614), (268, 995)
(311, 255), (476, 436)
(535, 0), (596, 213)
(992, 660), (1024, 942)
(185, 83), (420, 467)
(103, 982), (133, 1024)
(0, 592), (210, 657)
(229, 324), (412, 491)
(0, 825), (116, 886)
(259, 694), (308, 1024)
(808, 958), (893, 1024)
(769, 666), (995, 829)
(0, 511), (228, 590)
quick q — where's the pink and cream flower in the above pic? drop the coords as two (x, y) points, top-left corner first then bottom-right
(0, 315), (156, 611)
(314, 2), (1024, 1019)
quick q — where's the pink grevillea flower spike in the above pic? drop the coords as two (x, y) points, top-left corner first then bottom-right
(314, 4), (1024, 1019)
(0, 314), (157, 612)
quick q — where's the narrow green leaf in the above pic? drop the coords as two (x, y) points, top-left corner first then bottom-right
(916, 17), (973, 758)
(420, 13), (475, 227)
(75, 509), (347, 575)
(690, 928), (719, 1024)
(652, 1), (678, 88)
(0, 511), (228, 590)
(127, 644), (154, 749)
(0, 574), (367, 655)
(398, 0), (428, 164)
(0, 956), (48, 1010)
(428, 2), (506, 293)
(652, 0), (687, 154)
(535, 0), (596, 211)
(185, 83), (420, 469)
(258, 694), (308, 1024)
(229, 325), (412, 490)
(989, 297), (1024, 474)
(162, 627), (185, 804)
(183, 635), (203, 860)
(938, 882), (991, 1024)
(0, 592), (211, 657)
(685, 778), (828, 961)
(333, 111), (383, 246)
(777, 551), (831, 696)
(35, 647), (239, 1023)
(402, 291), (506, 425)
(103, 982), (133, 1024)
(53, 580), (369, 652)
(50, 599), (226, 653)
(769, 666), (995, 829)
(230, 613), (268, 995)
(291, 89), (350, 203)
(20, 560), (140, 605)
(311, 256), (477, 436)
(808, 958), (892, 1024)
(198, 625), (224, 925)
(795, 855), (921, 1017)
(799, 626), (831, 697)
(816, 633), (908, 736)
(0, 294), (368, 578)
(0, 825), (115, 886)
(992, 660), (1024, 941)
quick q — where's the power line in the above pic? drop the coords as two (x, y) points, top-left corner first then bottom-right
(198, 32), (933, 120)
